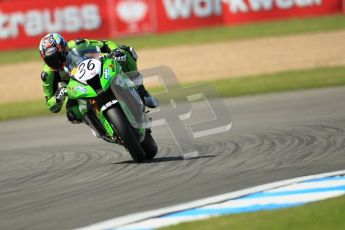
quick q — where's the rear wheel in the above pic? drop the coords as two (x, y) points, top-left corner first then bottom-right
(141, 130), (158, 160)
(105, 106), (146, 163)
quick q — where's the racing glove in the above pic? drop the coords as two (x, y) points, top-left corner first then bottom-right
(110, 48), (127, 63)
(54, 83), (67, 103)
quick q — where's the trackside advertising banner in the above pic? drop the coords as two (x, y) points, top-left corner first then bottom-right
(112, 0), (155, 36)
(155, 0), (342, 32)
(222, 0), (342, 25)
(155, 0), (224, 32)
(0, 0), (111, 50)
(0, 0), (343, 50)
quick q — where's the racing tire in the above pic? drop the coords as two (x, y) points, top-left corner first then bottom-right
(105, 106), (146, 163)
(141, 131), (158, 160)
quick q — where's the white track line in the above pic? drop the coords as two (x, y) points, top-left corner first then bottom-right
(118, 190), (345, 229)
(76, 169), (345, 230)
(201, 190), (345, 209)
(267, 179), (345, 193)
(119, 216), (209, 230)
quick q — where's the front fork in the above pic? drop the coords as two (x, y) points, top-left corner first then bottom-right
(78, 99), (117, 142)
(79, 98), (146, 143)
(90, 99), (115, 137)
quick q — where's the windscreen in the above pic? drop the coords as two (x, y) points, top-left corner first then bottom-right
(65, 45), (102, 74)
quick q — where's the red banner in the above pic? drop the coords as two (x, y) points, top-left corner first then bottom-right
(0, 0), (111, 50)
(113, 0), (155, 36)
(155, 0), (224, 32)
(0, 0), (343, 51)
(222, 0), (342, 25)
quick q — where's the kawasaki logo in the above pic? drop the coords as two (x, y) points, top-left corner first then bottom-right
(0, 4), (101, 39)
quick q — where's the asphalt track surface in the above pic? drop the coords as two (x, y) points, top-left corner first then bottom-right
(1, 87), (345, 230)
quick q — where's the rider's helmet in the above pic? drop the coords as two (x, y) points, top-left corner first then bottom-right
(39, 33), (68, 70)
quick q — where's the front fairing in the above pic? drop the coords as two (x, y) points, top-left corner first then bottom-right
(67, 58), (121, 99)
(111, 73), (151, 129)
(101, 58), (121, 93)
(67, 80), (97, 99)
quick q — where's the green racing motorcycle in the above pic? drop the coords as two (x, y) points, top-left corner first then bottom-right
(65, 45), (158, 163)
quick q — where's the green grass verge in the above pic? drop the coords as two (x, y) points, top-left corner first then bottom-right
(0, 100), (60, 121)
(0, 15), (344, 65)
(162, 195), (345, 230)
(1, 66), (345, 122)
(210, 66), (345, 98)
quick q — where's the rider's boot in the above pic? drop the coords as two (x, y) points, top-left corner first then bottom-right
(66, 99), (83, 124)
(136, 84), (159, 108)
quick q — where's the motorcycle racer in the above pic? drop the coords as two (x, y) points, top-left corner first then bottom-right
(38, 33), (159, 124)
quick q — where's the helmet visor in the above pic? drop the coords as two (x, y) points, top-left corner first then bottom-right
(44, 52), (66, 70)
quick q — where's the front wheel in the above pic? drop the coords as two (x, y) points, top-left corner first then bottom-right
(105, 106), (146, 163)
(141, 130), (158, 160)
